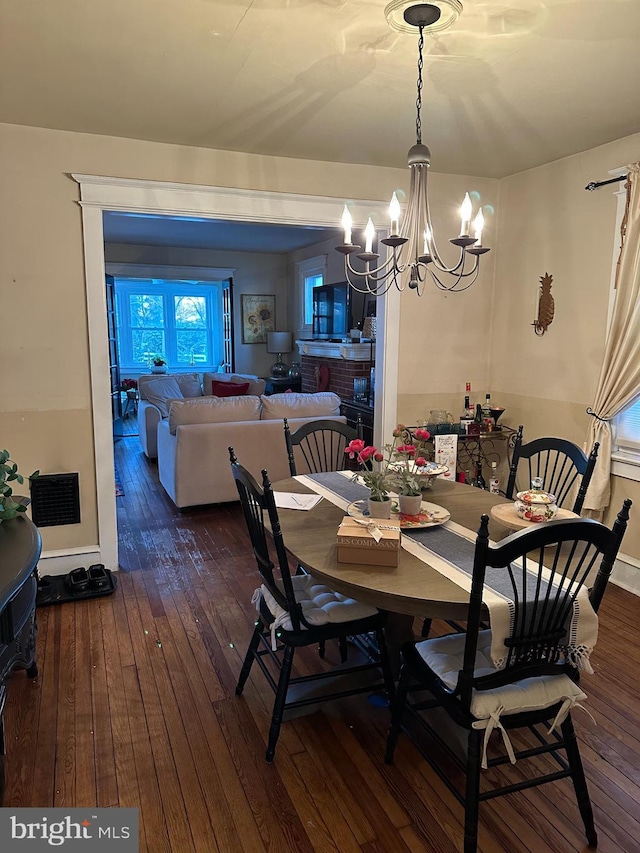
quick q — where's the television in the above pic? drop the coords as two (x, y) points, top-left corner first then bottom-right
(312, 282), (352, 339)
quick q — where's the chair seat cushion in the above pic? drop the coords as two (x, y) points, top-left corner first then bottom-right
(416, 629), (587, 721)
(258, 574), (377, 635)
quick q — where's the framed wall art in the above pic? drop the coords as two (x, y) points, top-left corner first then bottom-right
(241, 294), (276, 344)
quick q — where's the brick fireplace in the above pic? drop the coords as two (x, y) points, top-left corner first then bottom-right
(297, 340), (374, 402)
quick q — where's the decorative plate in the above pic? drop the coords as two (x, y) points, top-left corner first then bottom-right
(346, 499), (451, 529)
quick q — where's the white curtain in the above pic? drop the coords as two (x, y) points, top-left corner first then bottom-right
(584, 162), (640, 512)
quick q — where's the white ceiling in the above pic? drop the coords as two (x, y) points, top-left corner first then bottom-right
(1, 1), (639, 180)
(103, 212), (340, 253)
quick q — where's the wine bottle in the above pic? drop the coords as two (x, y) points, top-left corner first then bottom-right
(489, 461), (500, 494)
(472, 462), (486, 490)
(459, 394), (473, 434)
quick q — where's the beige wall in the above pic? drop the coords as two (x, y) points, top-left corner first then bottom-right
(491, 132), (640, 558)
(397, 172), (498, 414)
(2, 119), (639, 564)
(0, 121), (424, 554)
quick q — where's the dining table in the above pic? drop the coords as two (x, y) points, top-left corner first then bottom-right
(271, 474), (516, 665)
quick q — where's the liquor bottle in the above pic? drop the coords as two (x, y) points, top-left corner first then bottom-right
(468, 402), (483, 435)
(482, 393), (492, 421)
(471, 462), (487, 490)
(465, 381), (474, 412)
(489, 462), (500, 494)
(459, 395), (473, 434)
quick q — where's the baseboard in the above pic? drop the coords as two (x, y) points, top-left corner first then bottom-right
(611, 552), (640, 596)
(38, 546), (119, 577)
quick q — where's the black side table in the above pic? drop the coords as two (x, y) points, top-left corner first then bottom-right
(264, 376), (302, 395)
(0, 515), (41, 804)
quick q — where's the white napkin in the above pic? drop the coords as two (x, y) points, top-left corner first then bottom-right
(273, 492), (323, 511)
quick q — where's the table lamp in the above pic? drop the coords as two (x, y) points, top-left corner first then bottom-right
(267, 331), (292, 377)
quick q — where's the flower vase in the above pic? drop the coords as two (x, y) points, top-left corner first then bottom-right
(398, 494), (423, 516)
(368, 497), (392, 519)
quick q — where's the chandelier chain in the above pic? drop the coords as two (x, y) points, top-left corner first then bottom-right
(415, 26), (424, 145)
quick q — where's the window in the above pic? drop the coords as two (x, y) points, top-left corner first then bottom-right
(115, 278), (224, 370)
(296, 255), (326, 332)
(616, 398), (640, 455)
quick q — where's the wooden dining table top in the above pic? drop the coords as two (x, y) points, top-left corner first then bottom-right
(271, 476), (515, 622)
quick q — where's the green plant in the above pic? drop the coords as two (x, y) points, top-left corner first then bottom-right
(388, 425), (431, 496)
(344, 439), (392, 502)
(152, 356), (167, 366)
(0, 449), (39, 522)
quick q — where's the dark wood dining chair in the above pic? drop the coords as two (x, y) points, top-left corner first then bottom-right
(284, 417), (362, 477)
(229, 447), (395, 762)
(385, 499), (631, 853)
(505, 425), (599, 514)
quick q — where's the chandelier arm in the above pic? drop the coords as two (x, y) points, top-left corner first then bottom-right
(427, 263), (481, 292)
(344, 253), (407, 295)
(344, 265), (399, 296)
(344, 252), (397, 282)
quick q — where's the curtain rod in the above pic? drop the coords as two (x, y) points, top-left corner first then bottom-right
(585, 175), (628, 191)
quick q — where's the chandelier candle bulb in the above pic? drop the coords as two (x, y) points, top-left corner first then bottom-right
(459, 192), (473, 236)
(341, 205), (353, 245)
(364, 217), (376, 253)
(389, 192), (401, 235)
(473, 208), (484, 244)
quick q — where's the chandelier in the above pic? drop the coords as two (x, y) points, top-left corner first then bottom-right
(336, 2), (489, 296)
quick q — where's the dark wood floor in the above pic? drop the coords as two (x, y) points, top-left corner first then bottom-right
(4, 436), (640, 852)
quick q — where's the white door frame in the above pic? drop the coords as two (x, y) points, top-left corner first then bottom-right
(73, 174), (400, 569)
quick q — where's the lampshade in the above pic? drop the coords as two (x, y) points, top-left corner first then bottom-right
(267, 332), (292, 355)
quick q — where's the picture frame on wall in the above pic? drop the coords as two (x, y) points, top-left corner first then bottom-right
(363, 294), (376, 321)
(241, 294), (276, 344)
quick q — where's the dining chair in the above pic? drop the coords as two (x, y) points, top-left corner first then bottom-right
(505, 425), (599, 514)
(284, 417), (361, 477)
(229, 447), (395, 762)
(385, 499), (631, 853)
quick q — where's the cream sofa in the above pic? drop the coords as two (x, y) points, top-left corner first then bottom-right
(156, 391), (345, 508)
(137, 372), (266, 458)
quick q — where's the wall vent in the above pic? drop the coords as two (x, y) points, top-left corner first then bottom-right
(30, 473), (81, 527)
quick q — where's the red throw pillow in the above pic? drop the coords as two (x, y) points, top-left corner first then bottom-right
(211, 380), (250, 397)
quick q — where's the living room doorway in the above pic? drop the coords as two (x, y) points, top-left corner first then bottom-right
(75, 174), (400, 570)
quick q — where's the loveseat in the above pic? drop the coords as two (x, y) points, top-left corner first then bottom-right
(137, 372), (266, 459)
(156, 390), (345, 508)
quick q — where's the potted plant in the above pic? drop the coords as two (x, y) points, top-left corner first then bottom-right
(0, 449), (39, 523)
(344, 439), (393, 519)
(388, 425), (431, 515)
(151, 356), (168, 374)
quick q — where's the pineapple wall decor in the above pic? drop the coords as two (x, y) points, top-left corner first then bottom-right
(533, 272), (555, 335)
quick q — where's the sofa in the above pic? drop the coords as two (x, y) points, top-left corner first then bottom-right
(156, 390), (345, 508)
(137, 372), (266, 459)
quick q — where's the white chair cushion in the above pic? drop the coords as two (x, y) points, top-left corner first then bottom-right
(417, 629), (586, 720)
(260, 391), (341, 420)
(257, 573), (377, 641)
(416, 629), (588, 768)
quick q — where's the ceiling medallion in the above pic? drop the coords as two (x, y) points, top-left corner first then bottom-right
(384, 0), (462, 35)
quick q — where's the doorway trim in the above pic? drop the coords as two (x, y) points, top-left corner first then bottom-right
(73, 174), (400, 570)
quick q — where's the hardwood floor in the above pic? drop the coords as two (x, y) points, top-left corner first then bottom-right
(4, 436), (640, 852)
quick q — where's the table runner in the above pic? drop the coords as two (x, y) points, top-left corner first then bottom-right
(296, 472), (597, 672)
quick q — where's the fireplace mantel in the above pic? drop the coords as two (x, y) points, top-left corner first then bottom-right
(295, 339), (374, 361)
